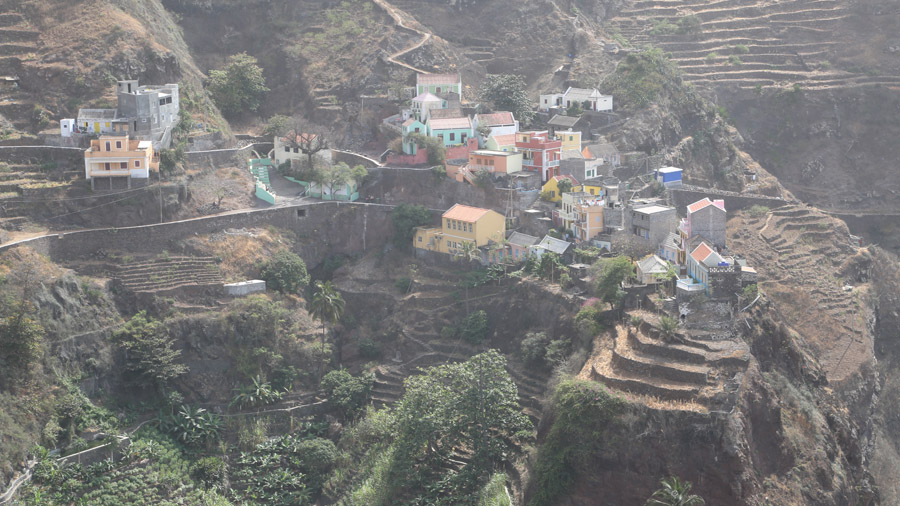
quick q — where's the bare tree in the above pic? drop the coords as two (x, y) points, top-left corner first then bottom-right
(287, 117), (331, 169)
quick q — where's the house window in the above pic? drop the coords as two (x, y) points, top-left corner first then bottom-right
(120, 162), (128, 169)
(284, 147), (290, 152)
(296, 209), (307, 218)
(436, 87), (442, 94)
(104, 163), (110, 170)
(414, 127), (420, 133)
(116, 141), (122, 149)
(105, 142), (111, 151)
(437, 134), (444, 141)
(468, 223), (473, 232)
(450, 133), (455, 141)
(135, 160), (141, 168)
(294, 148), (299, 153)
(418, 236), (423, 242)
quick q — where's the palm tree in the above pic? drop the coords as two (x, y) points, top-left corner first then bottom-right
(309, 280), (345, 348)
(453, 241), (480, 313)
(646, 476), (705, 506)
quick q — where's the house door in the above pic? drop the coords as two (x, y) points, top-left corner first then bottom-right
(94, 122), (100, 132)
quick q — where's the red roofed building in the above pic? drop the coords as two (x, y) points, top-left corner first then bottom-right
(474, 111), (519, 142)
(678, 197), (727, 263)
(414, 203), (506, 260)
(516, 131), (561, 183)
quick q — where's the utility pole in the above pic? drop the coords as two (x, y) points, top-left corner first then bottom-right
(158, 162), (164, 224)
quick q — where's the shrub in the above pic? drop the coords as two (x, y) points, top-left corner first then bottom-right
(192, 456), (226, 489)
(544, 339), (570, 367)
(392, 203), (431, 249)
(520, 332), (550, 364)
(677, 15), (702, 34)
(358, 338), (381, 359)
(659, 315), (679, 340)
(747, 205), (770, 217)
(431, 165), (447, 181)
(321, 369), (375, 419)
(728, 55), (743, 65)
(459, 310), (489, 344)
(559, 272), (573, 288)
(260, 250), (309, 294)
(206, 52), (269, 116)
(705, 52), (719, 62)
(743, 283), (758, 301)
(733, 44), (750, 54)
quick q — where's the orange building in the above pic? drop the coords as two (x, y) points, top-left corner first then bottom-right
(83, 135), (157, 189)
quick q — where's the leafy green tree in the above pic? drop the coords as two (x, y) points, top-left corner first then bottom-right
(408, 132), (446, 165)
(454, 241), (482, 313)
(260, 250), (309, 294)
(391, 350), (532, 499)
(0, 296), (43, 383)
(743, 283), (758, 301)
(114, 311), (187, 390)
(556, 178), (573, 194)
(316, 162), (368, 197)
(476, 122), (492, 141)
(595, 256), (632, 309)
(539, 252), (565, 283)
(309, 280), (345, 348)
(160, 405), (222, 446)
(206, 52), (269, 116)
(263, 114), (292, 137)
(478, 74), (535, 124)
(192, 456), (227, 489)
(320, 369), (374, 420)
(646, 476), (705, 506)
(392, 203), (432, 249)
(473, 168), (493, 189)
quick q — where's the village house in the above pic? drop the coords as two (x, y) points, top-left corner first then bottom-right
(541, 174), (580, 202)
(305, 179), (361, 202)
(411, 92), (445, 122)
(414, 204), (506, 261)
(630, 204), (678, 247)
(75, 80), (179, 149)
(636, 254), (670, 284)
(274, 133), (333, 168)
(560, 191), (603, 234)
(582, 142), (621, 168)
(572, 197), (605, 244)
(546, 114), (581, 136)
(679, 198), (727, 250)
(83, 135), (157, 189)
(416, 73), (462, 100)
(467, 150), (523, 175)
(516, 131), (561, 182)
(401, 119), (426, 155)
(506, 231), (539, 262)
(473, 112), (519, 143)
(486, 133), (517, 152)
(427, 116), (474, 147)
(658, 231), (682, 264)
(531, 235), (575, 263)
(656, 166), (684, 188)
(556, 129), (582, 152)
(681, 241), (746, 298)
(539, 87), (613, 112)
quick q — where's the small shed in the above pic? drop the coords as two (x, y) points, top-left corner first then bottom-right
(636, 254), (669, 284)
(656, 166), (683, 188)
(224, 280), (266, 296)
(60, 119), (75, 137)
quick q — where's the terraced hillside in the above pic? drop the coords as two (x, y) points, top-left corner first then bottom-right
(114, 255), (224, 294)
(582, 318), (750, 412)
(728, 202), (873, 381)
(0, 12), (42, 133)
(607, 0), (900, 91)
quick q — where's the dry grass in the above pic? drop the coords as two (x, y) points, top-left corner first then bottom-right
(186, 227), (289, 282)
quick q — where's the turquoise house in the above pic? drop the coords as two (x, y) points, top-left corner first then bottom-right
(402, 118), (426, 155)
(308, 180), (360, 201)
(427, 117), (474, 148)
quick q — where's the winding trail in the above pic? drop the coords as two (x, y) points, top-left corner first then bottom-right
(372, 0), (433, 74)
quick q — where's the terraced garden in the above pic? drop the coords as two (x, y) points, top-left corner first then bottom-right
(0, 12), (42, 133)
(114, 255), (224, 294)
(607, 0), (900, 91)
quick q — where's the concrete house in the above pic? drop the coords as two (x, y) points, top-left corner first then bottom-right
(77, 80), (180, 149)
(414, 204), (506, 259)
(658, 231), (682, 264)
(679, 198), (727, 250)
(416, 73), (462, 99)
(541, 174), (580, 202)
(486, 133), (517, 152)
(84, 135), (157, 189)
(274, 133), (333, 168)
(630, 204), (677, 247)
(401, 119), (426, 155)
(468, 150), (523, 175)
(582, 143), (621, 168)
(683, 241), (742, 297)
(573, 197), (605, 244)
(427, 117), (474, 147)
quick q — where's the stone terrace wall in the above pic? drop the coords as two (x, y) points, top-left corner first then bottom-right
(2, 202), (397, 268)
(670, 185), (787, 212)
(0, 146), (84, 165)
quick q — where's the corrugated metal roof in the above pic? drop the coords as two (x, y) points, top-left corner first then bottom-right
(507, 231), (539, 247)
(443, 203), (489, 222)
(537, 235), (572, 255)
(430, 108), (465, 119)
(548, 114), (579, 127)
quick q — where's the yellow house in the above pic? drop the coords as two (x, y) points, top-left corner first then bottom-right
(580, 179), (603, 197)
(556, 129), (582, 152)
(541, 174), (580, 203)
(414, 203), (506, 257)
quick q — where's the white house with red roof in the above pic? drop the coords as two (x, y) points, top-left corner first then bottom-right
(687, 241), (728, 288)
(473, 111), (519, 142)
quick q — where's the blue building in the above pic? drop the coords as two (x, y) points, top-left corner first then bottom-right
(656, 166), (683, 188)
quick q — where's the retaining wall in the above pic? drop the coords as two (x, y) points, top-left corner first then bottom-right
(670, 185), (787, 212)
(1, 202), (397, 268)
(0, 145), (84, 165)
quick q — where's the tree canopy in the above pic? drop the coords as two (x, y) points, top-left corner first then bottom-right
(207, 52), (269, 116)
(478, 74), (535, 124)
(392, 203), (432, 248)
(113, 311), (188, 390)
(314, 162), (367, 195)
(260, 250), (310, 295)
(595, 256), (633, 309)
